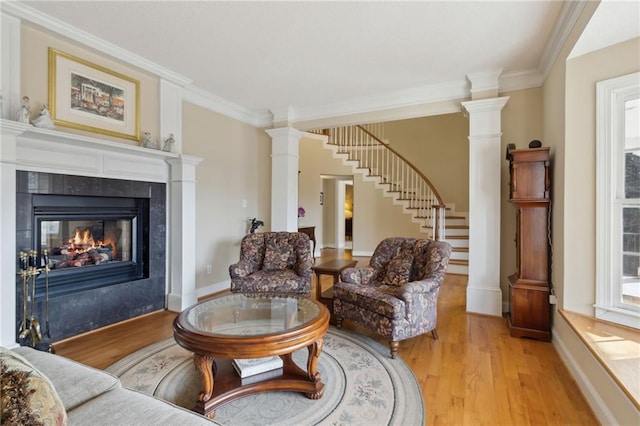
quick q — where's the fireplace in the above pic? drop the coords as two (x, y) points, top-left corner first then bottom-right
(0, 123), (201, 349)
(31, 194), (149, 298)
(16, 171), (166, 342)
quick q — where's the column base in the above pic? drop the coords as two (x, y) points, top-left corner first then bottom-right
(466, 285), (502, 317)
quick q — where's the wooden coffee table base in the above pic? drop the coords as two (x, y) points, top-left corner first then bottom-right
(173, 294), (329, 419)
(192, 339), (325, 419)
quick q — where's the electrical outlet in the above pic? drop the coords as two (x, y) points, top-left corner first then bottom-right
(549, 294), (557, 305)
(206, 264), (212, 274)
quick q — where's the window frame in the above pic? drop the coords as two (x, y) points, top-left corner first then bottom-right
(595, 72), (640, 329)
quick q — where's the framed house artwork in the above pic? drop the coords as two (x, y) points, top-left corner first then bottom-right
(48, 48), (140, 141)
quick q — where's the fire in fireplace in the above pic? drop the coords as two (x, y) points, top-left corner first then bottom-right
(31, 194), (148, 298)
(43, 219), (131, 269)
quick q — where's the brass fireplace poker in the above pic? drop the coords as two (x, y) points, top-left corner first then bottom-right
(18, 249), (50, 348)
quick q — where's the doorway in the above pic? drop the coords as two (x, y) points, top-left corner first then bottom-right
(321, 175), (353, 249)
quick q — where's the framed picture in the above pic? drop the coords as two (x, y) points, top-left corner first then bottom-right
(48, 48), (140, 141)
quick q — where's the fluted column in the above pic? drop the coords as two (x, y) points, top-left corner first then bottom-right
(462, 96), (509, 316)
(265, 127), (304, 231)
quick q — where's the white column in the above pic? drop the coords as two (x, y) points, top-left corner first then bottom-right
(265, 127), (304, 231)
(462, 96), (509, 316)
(159, 79), (183, 153)
(0, 13), (22, 346)
(0, 121), (29, 347)
(166, 155), (203, 312)
(1, 14), (21, 120)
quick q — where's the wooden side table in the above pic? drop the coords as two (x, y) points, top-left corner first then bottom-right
(312, 259), (357, 324)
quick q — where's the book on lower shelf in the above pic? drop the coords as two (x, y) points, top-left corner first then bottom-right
(232, 356), (283, 378)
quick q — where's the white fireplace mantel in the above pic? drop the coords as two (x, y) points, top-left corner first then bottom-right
(0, 120), (202, 347)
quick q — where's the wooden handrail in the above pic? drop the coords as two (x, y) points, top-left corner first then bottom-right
(325, 124), (447, 240)
(356, 125), (444, 204)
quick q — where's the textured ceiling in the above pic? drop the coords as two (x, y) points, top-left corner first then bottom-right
(11, 1), (640, 124)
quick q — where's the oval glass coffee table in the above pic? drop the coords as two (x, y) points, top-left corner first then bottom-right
(173, 293), (330, 418)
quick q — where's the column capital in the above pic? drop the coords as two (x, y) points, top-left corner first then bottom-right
(462, 96), (510, 115)
(265, 126), (304, 141)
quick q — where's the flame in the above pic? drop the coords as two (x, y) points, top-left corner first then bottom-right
(72, 229), (94, 246)
(68, 228), (117, 256)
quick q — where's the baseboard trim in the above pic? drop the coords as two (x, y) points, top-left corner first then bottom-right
(197, 280), (230, 299)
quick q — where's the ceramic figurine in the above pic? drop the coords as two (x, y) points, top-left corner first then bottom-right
(32, 104), (55, 129)
(162, 133), (176, 152)
(16, 96), (31, 124)
(142, 132), (157, 149)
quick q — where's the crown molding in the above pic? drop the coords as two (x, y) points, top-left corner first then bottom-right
(182, 86), (272, 128)
(1, 1), (192, 87)
(292, 79), (470, 124)
(537, 0), (588, 81)
(1, 0), (581, 129)
(499, 69), (545, 93)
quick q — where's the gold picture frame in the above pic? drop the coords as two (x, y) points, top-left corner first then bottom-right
(48, 48), (140, 141)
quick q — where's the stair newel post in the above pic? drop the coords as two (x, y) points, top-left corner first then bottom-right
(432, 205), (446, 241)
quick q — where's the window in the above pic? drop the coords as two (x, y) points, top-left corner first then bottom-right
(596, 72), (640, 329)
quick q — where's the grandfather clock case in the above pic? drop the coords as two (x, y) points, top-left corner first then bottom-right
(506, 147), (551, 341)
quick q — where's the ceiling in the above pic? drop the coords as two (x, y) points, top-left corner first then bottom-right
(6, 1), (640, 127)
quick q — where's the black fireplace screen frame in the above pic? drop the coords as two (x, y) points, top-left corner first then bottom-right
(31, 194), (149, 298)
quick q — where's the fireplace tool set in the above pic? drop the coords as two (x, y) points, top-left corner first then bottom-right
(18, 250), (51, 349)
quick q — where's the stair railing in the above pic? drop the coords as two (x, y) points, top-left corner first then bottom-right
(326, 125), (446, 240)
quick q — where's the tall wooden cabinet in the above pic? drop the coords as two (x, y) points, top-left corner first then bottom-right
(506, 147), (551, 341)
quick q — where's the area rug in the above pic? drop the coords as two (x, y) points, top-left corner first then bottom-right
(105, 327), (424, 425)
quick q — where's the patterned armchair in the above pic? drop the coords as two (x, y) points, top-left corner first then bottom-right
(334, 237), (451, 358)
(229, 232), (312, 296)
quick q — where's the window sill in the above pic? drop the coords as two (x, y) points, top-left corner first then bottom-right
(559, 309), (640, 410)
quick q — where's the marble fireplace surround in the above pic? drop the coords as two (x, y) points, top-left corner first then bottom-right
(0, 120), (202, 347)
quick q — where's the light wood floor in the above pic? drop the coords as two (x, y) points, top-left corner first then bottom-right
(53, 249), (598, 425)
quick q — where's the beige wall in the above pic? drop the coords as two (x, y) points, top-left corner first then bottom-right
(542, 0), (639, 420)
(182, 102), (271, 290)
(299, 136), (422, 254)
(384, 112), (470, 211)
(500, 87), (544, 302)
(21, 24), (159, 145)
(564, 37), (640, 315)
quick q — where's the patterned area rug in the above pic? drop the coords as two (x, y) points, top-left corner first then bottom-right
(106, 327), (424, 425)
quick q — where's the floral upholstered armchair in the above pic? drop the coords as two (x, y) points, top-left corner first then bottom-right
(334, 237), (451, 358)
(229, 232), (313, 296)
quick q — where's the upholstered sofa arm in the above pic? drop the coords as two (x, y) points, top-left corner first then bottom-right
(294, 255), (312, 280)
(399, 276), (443, 299)
(229, 261), (258, 278)
(339, 267), (377, 285)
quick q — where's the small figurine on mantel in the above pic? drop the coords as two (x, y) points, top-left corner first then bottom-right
(32, 104), (55, 129)
(141, 131), (157, 149)
(162, 133), (176, 153)
(16, 96), (31, 124)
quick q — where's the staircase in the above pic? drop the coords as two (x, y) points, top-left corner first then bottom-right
(318, 124), (469, 275)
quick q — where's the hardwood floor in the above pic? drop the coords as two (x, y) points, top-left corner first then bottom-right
(53, 249), (597, 425)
